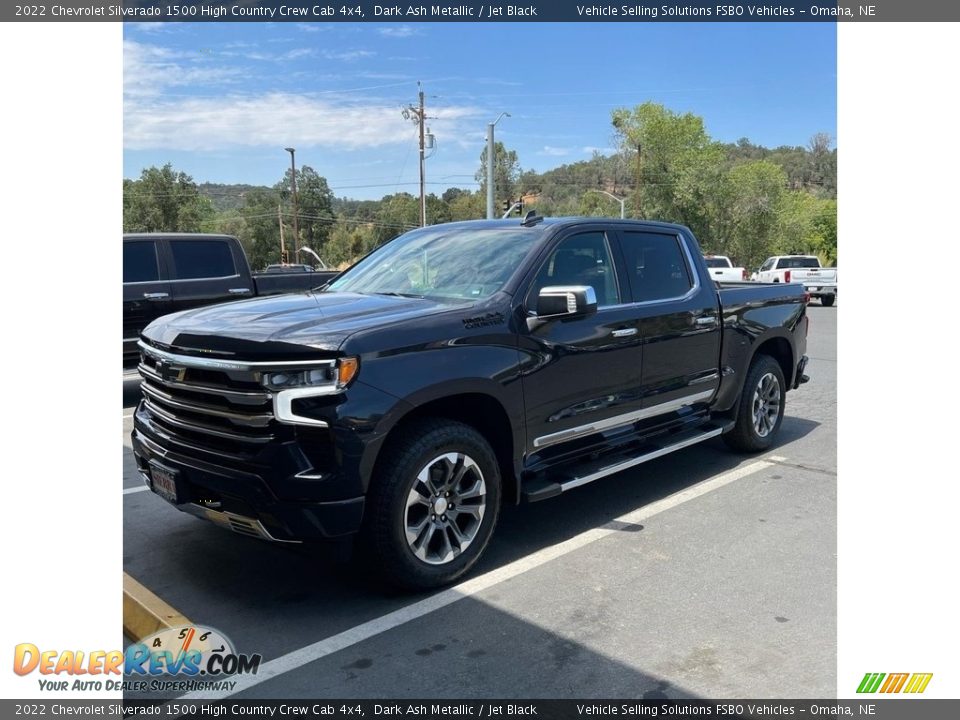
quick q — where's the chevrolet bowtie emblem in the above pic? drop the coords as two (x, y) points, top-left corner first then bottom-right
(156, 360), (186, 382)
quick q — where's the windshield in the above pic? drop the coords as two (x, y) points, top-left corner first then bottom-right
(327, 225), (543, 301)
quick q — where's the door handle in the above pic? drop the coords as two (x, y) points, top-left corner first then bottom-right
(611, 327), (638, 338)
(695, 316), (717, 327)
(142, 292), (169, 301)
(228, 288), (253, 295)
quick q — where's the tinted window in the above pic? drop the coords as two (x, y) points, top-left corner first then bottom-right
(621, 232), (693, 303)
(530, 232), (620, 308)
(170, 240), (236, 280)
(123, 241), (159, 283)
(760, 258), (776, 272)
(704, 257), (731, 268)
(777, 257), (821, 269)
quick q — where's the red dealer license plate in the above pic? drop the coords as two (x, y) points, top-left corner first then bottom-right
(150, 462), (182, 505)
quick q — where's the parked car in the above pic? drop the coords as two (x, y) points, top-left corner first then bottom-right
(754, 255), (837, 306)
(703, 255), (749, 283)
(132, 218), (809, 589)
(123, 233), (339, 368)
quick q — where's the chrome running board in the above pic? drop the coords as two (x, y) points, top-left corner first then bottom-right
(522, 422), (733, 503)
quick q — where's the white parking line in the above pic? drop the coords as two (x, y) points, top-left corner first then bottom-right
(123, 486), (149, 495)
(182, 456), (780, 700)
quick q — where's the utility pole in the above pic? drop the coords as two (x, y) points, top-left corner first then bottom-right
(634, 142), (642, 219)
(418, 86), (426, 227)
(285, 147), (300, 257)
(278, 204), (287, 263)
(403, 83), (433, 227)
(486, 112), (510, 219)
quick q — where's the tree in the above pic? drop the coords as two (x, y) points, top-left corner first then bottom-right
(371, 193), (420, 246)
(274, 165), (336, 257)
(238, 187), (282, 271)
(476, 141), (521, 207)
(447, 191), (485, 221)
(726, 161), (787, 270)
(123, 164), (213, 232)
(611, 102), (725, 236)
(324, 222), (376, 268)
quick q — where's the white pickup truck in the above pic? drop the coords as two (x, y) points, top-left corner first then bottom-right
(754, 255), (837, 306)
(703, 255), (748, 283)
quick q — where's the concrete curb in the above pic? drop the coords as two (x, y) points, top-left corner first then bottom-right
(123, 572), (192, 642)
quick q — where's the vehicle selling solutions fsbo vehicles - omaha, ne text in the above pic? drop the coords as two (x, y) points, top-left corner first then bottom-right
(123, 233), (338, 368)
(131, 217), (810, 589)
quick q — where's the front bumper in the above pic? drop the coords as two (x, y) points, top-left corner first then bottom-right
(132, 404), (366, 542)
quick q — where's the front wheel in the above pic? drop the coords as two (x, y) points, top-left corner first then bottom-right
(363, 419), (501, 590)
(723, 354), (786, 453)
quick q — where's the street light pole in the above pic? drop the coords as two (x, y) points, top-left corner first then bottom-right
(588, 189), (626, 219)
(486, 112), (510, 219)
(285, 147), (300, 259)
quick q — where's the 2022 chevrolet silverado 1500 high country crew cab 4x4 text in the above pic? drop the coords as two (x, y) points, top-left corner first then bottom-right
(132, 217), (809, 590)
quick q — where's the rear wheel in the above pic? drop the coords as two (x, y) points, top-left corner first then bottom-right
(723, 354), (786, 453)
(820, 294), (835, 307)
(363, 419), (501, 590)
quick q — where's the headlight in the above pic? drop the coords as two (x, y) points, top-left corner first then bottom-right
(262, 357), (359, 392)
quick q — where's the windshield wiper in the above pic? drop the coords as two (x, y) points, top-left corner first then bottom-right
(373, 291), (425, 299)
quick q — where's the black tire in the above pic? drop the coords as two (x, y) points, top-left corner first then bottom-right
(363, 418), (501, 590)
(723, 354), (786, 453)
(820, 294), (835, 307)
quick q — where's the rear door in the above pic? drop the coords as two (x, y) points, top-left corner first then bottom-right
(167, 237), (254, 314)
(616, 229), (722, 411)
(123, 238), (171, 366)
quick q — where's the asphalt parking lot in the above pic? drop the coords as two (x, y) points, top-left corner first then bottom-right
(122, 304), (837, 699)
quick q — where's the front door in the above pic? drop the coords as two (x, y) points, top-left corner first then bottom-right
(518, 229), (644, 456)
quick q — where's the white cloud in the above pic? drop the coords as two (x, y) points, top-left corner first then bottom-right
(124, 39), (477, 153)
(582, 145), (615, 155)
(125, 92), (480, 152)
(539, 146), (572, 157)
(123, 40), (243, 99)
(378, 26), (420, 38)
(321, 49), (375, 61)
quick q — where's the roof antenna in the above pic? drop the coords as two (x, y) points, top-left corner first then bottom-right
(521, 210), (544, 227)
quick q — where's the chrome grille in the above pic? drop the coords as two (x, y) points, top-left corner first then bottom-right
(138, 345), (280, 450)
(137, 341), (339, 459)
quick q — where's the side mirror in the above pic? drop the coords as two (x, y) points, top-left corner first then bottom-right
(536, 285), (598, 318)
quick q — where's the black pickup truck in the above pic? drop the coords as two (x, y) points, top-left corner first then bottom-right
(123, 233), (338, 368)
(132, 217), (809, 589)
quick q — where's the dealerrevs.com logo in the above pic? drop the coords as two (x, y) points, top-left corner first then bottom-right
(13, 626), (261, 693)
(857, 672), (933, 694)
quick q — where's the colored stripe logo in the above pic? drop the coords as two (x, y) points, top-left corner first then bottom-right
(857, 672), (933, 694)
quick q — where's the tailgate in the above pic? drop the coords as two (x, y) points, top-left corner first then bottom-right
(708, 268), (741, 282)
(793, 268), (836, 284)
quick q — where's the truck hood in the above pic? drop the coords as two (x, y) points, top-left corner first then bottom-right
(142, 291), (459, 356)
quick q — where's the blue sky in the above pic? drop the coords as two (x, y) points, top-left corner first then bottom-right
(123, 22), (836, 200)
